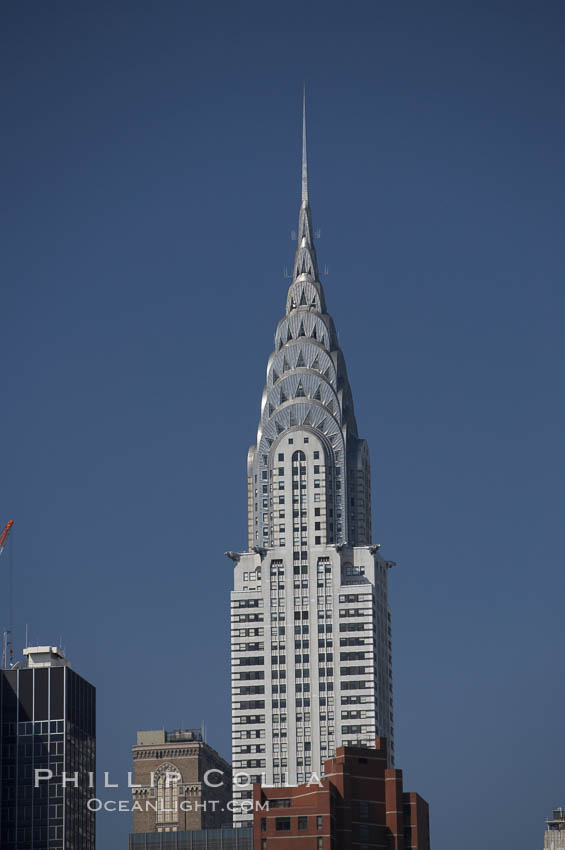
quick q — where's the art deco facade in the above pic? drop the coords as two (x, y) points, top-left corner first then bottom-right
(229, 99), (394, 827)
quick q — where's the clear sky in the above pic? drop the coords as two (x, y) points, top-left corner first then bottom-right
(1, 2), (564, 848)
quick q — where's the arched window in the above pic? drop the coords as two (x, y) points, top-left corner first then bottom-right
(155, 764), (180, 825)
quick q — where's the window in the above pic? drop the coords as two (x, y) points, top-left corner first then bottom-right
(316, 816), (323, 829)
(261, 818), (267, 832)
(298, 816), (308, 830)
(155, 767), (179, 825)
(314, 451), (319, 459)
(317, 839), (323, 850)
(278, 453), (284, 461)
(275, 817), (291, 831)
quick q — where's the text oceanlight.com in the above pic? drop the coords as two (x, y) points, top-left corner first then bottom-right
(34, 767), (325, 812)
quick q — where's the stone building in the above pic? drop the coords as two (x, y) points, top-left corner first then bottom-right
(131, 729), (232, 834)
(228, 94), (395, 826)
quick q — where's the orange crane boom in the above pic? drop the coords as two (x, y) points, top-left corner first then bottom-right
(0, 521), (14, 556)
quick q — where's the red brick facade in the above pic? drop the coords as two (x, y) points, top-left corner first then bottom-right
(252, 739), (430, 850)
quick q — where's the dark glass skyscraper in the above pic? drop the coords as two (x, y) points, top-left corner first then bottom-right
(0, 646), (95, 850)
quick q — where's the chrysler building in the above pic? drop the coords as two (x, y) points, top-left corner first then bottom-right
(229, 96), (394, 826)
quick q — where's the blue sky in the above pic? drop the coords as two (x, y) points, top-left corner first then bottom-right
(1, 2), (564, 848)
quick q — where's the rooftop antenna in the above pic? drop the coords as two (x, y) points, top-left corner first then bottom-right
(301, 83), (308, 204)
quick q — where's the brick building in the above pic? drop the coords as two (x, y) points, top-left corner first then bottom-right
(252, 738), (430, 849)
(131, 729), (232, 834)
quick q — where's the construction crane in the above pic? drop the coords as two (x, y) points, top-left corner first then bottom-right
(1, 521), (14, 669)
(0, 520), (14, 558)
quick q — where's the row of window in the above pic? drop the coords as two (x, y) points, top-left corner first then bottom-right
(263, 814), (324, 831)
(232, 613), (264, 622)
(232, 599), (264, 608)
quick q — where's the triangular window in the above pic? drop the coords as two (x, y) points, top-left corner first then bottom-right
(268, 403), (274, 416)
(272, 369), (279, 384)
(303, 409), (312, 426)
(280, 388), (288, 404)
(311, 355), (320, 371)
(313, 385), (321, 401)
(295, 381), (305, 398)
(283, 357), (290, 372)
(296, 352), (305, 368)
(287, 327), (293, 342)
(311, 326), (317, 340)
(289, 409), (297, 427)
(299, 290), (307, 306)
(275, 421), (284, 435)
(298, 322), (305, 338)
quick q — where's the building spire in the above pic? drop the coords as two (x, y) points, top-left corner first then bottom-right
(292, 85), (319, 282)
(302, 84), (308, 204)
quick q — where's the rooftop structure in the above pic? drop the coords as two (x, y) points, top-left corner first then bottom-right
(545, 808), (565, 850)
(23, 645), (70, 668)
